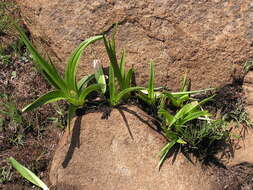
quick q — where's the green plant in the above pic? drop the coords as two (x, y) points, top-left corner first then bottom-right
(243, 60), (253, 73)
(0, 93), (25, 145)
(14, 24), (103, 125)
(138, 62), (158, 105)
(0, 54), (11, 64)
(162, 74), (190, 107)
(0, 93), (23, 127)
(223, 99), (253, 128)
(162, 74), (214, 108)
(108, 64), (144, 106)
(157, 96), (213, 168)
(103, 28), (134, 91)
(102, 30), (144, 106)
(0, 166), (13, 184)
(0, 2), (11, 34)
(8, 157), (49, 190)
(182, 120), (228, 151)
(93, 59), (106, 94)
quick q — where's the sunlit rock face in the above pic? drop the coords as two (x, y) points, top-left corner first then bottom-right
(17, 0), (253, 90)
(49, 106), (219, 190)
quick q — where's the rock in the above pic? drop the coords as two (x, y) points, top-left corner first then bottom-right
(16, 0), (253, 90)
(244, 71), (253, 117)
(49, 106), (219, 190)
(226, 127), (253, 166)
(225, 71), (253, 166)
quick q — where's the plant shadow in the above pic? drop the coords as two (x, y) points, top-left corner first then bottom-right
(61, 106), (112, 168)
(62, 116), (82, 168)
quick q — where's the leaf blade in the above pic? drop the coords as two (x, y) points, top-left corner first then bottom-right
(22, 90), (66, 112)
(8, 157), (49, 190)
(14, 23), (66, 91)
(65, 35), (103, 90)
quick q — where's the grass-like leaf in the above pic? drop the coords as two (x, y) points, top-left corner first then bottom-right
(77, 74), (95, 91)
(170, 88), (215, 95)
(103, 35), (122, 86)
(109, 65), (116, 105)
(125, 68), (134, 89)
(158, 139), (177, 169)
(158, 108), (174, 125)
(120, 49), (126, 79)
(114, 87), (144, 106)
(182, 111), (211, 124)
(22, 90), (66, 112)
(8, 157), (49, 190)
(65, 35), (103, 91)
(14, 23), (67, 92)
(79, 84), (102, 103)
(148, 62), (155, 100)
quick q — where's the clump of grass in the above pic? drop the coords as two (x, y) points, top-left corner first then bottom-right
(223, 99), (252, 128)
(15, 24), (104, 127)
(102, 29), (144, 106)
(0, 165), (13, 184)
(0, 1), (12, 35)
(0, 93), (25, 146)
(182, 120), (229, 158)
(243, 60), (253, 73)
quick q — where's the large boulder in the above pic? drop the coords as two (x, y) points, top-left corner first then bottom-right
(49, 106), (219, 190)
(16, 0), (253, 90)
(226, 71), (253, 166)
(215, 71), (253, 166)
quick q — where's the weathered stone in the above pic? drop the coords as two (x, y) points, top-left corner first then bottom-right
(16, 0), (253, 90)
(244, 72), (253, 113)
(226, 71), (253, 166)
(49, 106), (219, 190)
(226, 126), (253, 166)
(243, 72), (253, 85)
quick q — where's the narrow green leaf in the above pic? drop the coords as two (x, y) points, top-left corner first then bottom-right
(158, 139), (177, 169)
(181, 111), (211, 124)
(164, 92), (189, 107)
(119, 49), (126, 80)
(8, 157), (49, 190)
(163, 93), (180, 107)
(178, 94), (189, 103)
(169, 102), (200, 128)
(14, 23), (67, 91)
(125, 68), (134, 89)
(65, 35), (103, 90)
(176, 138), (187, 144)
(140, 90), (162, 98)
(109, 65), (116, 105)
(158, 109), (174, 126)
(180, 73), (189, 92)
(114, 87), (145, 105)
(170, 88), (215, 95)
(198, 94), (215, 105)
(148, 62), (155, 99)
(41, 71), (60, 89)
(138, 92), (153, 105)
(77, 74), (95, 91)
(103, 35), (123, 87)
(79, 84), (102, 104)
(22, 90), (66, 112)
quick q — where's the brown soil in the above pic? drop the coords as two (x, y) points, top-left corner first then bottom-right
(0, 47), (64, 190)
